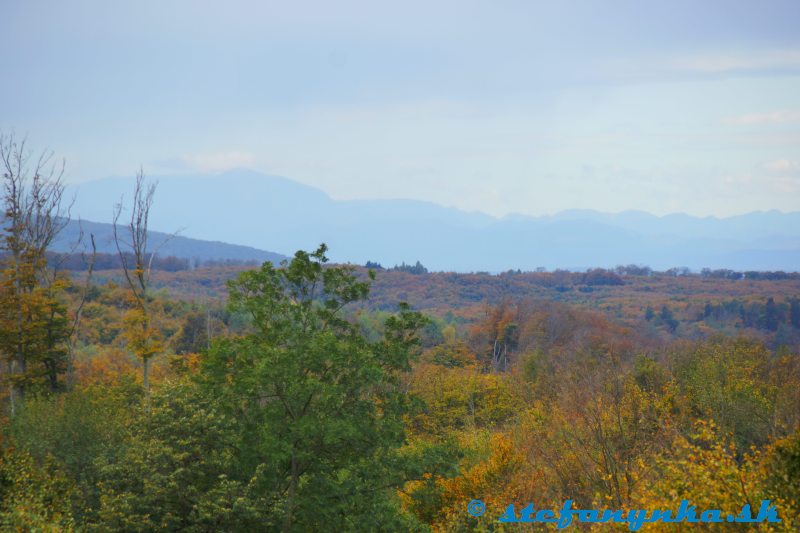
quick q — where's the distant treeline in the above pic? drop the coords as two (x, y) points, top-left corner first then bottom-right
(532, 264), (800, 280)
(366, 261), (430, 274)
(612, 264), (800, 280)
(367, 261), (800, 281)
(21, 251), (800, 279)
(41, 252), (261, 272)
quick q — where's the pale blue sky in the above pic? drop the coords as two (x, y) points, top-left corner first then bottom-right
(3, 0), (800, 216)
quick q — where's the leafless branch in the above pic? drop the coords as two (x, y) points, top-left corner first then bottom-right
(112, 168), (157, 308)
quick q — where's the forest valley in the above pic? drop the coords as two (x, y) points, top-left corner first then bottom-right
(0, 140), (799, 531)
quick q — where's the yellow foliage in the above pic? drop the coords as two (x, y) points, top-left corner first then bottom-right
(121, 308), (163, 362)
(630, 420), (798, 532)
(408, 362), (522, 437)
(432, 432), (533, 531)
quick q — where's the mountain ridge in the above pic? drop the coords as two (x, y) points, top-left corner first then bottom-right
(64, 169), (800, 272)
(52, 218), (287, 264)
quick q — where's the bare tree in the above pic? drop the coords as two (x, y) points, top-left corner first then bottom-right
(112, 169), (170, 396)
(0, 133), (70, 413)
(113, 170), (155, 309)
(1, 134), (68, 258)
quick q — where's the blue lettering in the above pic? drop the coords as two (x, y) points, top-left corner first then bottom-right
(556, 500), (576, 529)
(754, 500), (781, 524)
(519, 503), (535, 523)
(675, 500), (699, 523)
(627, 509), (652, 531)
(498, 504), (518, 523)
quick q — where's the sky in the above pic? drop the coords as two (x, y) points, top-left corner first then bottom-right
(3, 0), (800, 218)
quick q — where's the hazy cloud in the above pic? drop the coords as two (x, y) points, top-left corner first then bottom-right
(724, 110), (800, 125)
(4, 2), (800, 217)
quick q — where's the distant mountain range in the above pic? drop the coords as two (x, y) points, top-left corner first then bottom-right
(63, 169), (800, 272)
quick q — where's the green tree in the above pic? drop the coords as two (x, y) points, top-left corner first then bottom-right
(92, 380), (244, 531)
(674, 339), (775, 450)
(0, 446), (77, 530)
(201, 245), (428, 531)
(7, 382), (138, 523)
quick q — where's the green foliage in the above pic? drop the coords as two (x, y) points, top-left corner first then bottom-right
(200, 245), (429, 531)
(762, 430), (800, 529)
(673, 338), (775, 450)
(91, 380), (248, 532)
(633, 354), (669, 393)
(0, 446), (77, 531)
(7, 382), (138, 522)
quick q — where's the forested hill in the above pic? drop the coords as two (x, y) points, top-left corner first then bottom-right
(50, 218), (287, 264)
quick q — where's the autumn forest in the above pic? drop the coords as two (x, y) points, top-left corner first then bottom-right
(1, 136), (799, 532)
